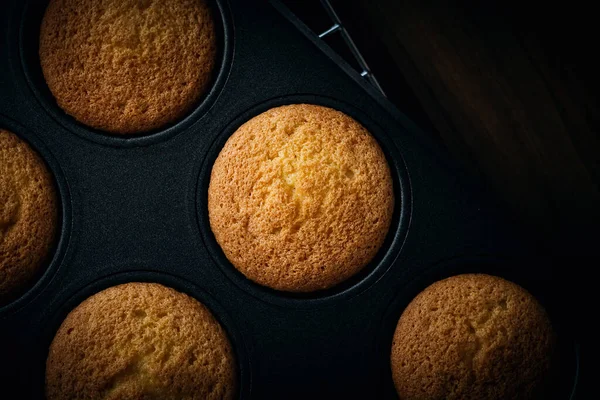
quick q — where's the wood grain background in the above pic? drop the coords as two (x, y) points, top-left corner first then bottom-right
(336, 1), (599, 245)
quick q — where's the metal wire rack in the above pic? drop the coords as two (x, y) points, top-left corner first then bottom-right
(279, 0), (386, 96)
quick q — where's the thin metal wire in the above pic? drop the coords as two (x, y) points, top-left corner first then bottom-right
(318, 23), (341, 38)
(317, 0), (386, 96)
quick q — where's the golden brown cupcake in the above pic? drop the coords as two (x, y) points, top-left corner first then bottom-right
(46, 282), (237, 400)
(208, 104), (394, 292)
(0, 129), (58, 306)
(39, 0), (218, 134)
(390, 274), (555, 400)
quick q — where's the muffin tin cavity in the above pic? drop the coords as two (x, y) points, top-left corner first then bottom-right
(0, 117), (71, 315)
(36, 272), (250, 400)
(374, 258), (580, 400)
(19, 0), (233, 146)
(197, 95), (411, 307)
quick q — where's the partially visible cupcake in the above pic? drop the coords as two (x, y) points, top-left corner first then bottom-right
(46, 282), (237, 400)
(0, 129), (58, 306)
(390, 274), (555, 400)
(208, 104), (394, 292)
(39, 0), (218, 134)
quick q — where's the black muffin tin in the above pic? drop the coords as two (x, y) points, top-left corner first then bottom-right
(0, 0), (580, 398)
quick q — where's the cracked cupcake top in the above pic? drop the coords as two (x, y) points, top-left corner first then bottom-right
(208, 104), (394, 292)
(46, 282), (237, 400)
(0, 129), (58, 305)
(39, 0), (217, 134)
(390, 274), (555, 400)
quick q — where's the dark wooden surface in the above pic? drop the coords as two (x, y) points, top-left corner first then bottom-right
(334, 0), (599, 243)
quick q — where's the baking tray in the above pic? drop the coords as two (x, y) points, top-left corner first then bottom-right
(0, 0), (579, 398)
